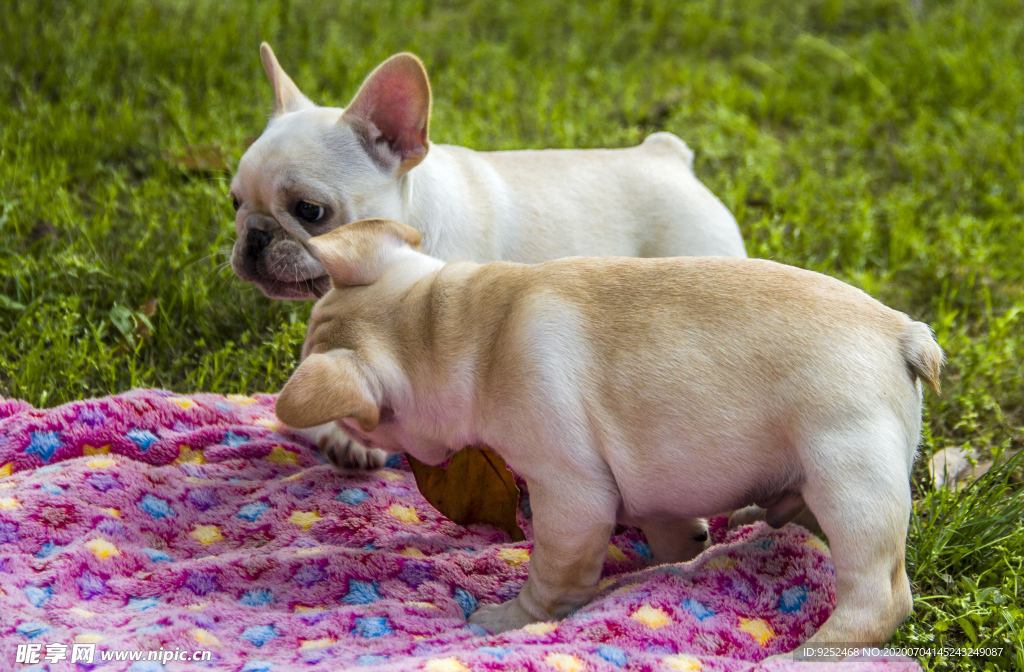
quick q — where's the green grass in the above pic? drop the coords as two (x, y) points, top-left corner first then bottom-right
(1, 0), (1022, 667)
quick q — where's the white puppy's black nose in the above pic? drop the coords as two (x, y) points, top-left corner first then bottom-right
(246, 229), (272, 261)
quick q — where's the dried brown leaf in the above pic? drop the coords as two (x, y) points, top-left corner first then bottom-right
(406, 446), (525, 542)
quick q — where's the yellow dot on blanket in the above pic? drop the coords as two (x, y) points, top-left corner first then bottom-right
(738, 617), (775, 646)
(186, 602), (208, 612)
(227, 394), (256, 405)
(598, 577), (618, 592)
(175, 446), (205, 465)
(631, 605), (672, 629)
(0, 496), (20, 509)
(288, 510), (322, 529)
(805, 536), (830, 554)
(70, 607), (96, 618)
(101, 508), (120, 518)
(255, 417), (280, 430)
(400, 547), (427, 558)
(86, 538), (120, 559)
(265, 445), (299, 465)
(83, 445), (110, 456)
(663, 654), (702, 671)
(299, 637), (336, 650)
(380, 469), (404, 482)
(545, 653), (585, 671)
(408, 601), (437, 610)
(169, 397), (197, 410)
(191, 628), (220, 646)
(387, 504), (421, 523)
(607, 544), (626, 561)
(293, 605), (321, 614)
(498, 547), (531, 566)
(703, 556), (735, 570)
(74, 633), (103, 644)
(190, 525), (224, 544)
(0, 463), (11, 479)
(522, 622), (558, 635)
(424, 657), (469, 672)
(87, 456), (116, 469)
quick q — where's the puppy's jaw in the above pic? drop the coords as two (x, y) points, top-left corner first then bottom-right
(229, 234), (331, 300)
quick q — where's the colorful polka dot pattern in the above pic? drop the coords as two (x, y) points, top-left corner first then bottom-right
(0, 391), (919, 671)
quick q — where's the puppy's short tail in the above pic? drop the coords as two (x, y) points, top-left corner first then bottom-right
(899, 321), (944, 393)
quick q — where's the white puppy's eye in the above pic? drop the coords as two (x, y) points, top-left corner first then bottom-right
(231, 195), (240, 212)
(296, 200), (325, 223)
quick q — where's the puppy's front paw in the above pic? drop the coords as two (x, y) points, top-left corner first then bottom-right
(315, 424), (387, 471)
(468, 599), (539, 635)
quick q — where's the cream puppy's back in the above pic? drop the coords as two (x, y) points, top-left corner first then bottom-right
(430, 257), (931, 513)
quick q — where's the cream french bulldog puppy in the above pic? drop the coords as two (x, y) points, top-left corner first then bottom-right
(230, 44), (746, 470)
(275, 218), (943, 649)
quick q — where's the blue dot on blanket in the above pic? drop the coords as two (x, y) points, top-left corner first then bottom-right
(127, 428), (159, 451)
(39, 483), (64, 495)
(478, 646), (511, 660)
(342, 579), (381, 604)
(356, 654), (388, 665)
(221, 431), (250, 448)
(454, 587), (478, 618)
(128, 661), (164, 672)
(353, 616), (392, 638)
(25, 431), (62, 462)
(336, 488), (369, 505)
(142, 548), (172, 562)
(241, 625), (279, 647)
(16, 621), (51, 639)
(683, 598), (715, 621)
(240, 589), (274, 607)
(237, 501), (270, 522)
(138, 494), (174, 519)
(24, 585), (52, 607)
(631, 540), (653, 564)
(597, 645), (627, 667)
(34, 542), (62, 559)
(127, 596), (159, 611)
(241, 663), (274, 672)
(779, 584), (808, 613)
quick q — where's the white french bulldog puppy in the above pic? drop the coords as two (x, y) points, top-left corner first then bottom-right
(276, 218), (942, 649)
(230, 44), (746, 470)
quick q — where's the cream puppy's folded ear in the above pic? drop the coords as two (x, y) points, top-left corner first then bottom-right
(342, 53), (431, 174)
(276, 351), (379, 432)
(260, 42), (314, 116)
(309, 218), (422, 286)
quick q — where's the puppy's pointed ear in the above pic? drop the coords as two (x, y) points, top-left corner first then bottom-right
(309, 218), (422, 286)
(276, 352), (379, 431)
(261, 42), (314, 116)
(342, 53), (431, 174)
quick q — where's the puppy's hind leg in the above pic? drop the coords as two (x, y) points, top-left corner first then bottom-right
(800, 422), (914, 648)
(641, 518), (710, 565)
(290, 422), (388, 471)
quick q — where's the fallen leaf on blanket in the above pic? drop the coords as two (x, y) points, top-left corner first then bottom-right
(406, 446), (525, 542)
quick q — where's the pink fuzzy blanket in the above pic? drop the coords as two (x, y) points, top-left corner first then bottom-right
(0, 389), (919, 671)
